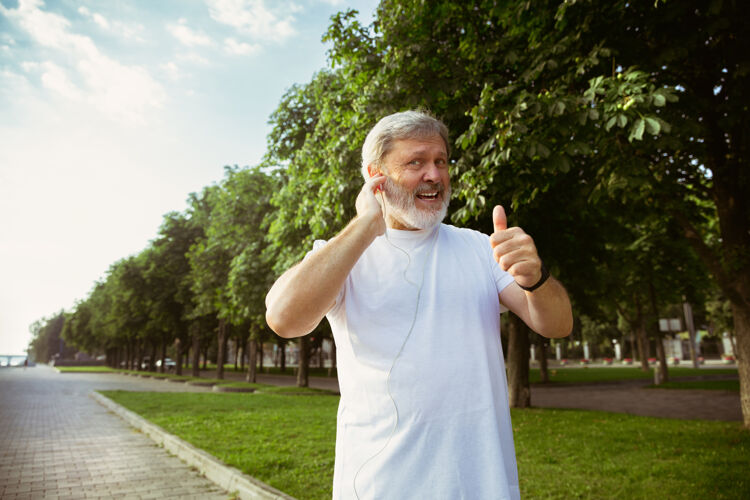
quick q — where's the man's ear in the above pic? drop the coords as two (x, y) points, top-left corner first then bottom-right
(366, 163), (381, 178)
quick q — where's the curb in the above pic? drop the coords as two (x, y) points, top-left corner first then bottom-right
(91, 392), (296, 500)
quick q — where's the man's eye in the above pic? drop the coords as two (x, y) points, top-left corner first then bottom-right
(407, 160), (422, 167)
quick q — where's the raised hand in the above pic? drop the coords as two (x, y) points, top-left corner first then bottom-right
(490, 205), (543, 289)
(355, 174), (387, 237)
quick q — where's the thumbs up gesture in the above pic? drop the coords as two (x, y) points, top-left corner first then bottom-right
(490, 205), (543, 289)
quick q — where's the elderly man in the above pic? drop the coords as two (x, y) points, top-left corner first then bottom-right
(266, 110), (572, 499)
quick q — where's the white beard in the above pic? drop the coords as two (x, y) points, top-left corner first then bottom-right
(383, 176), (450, 230)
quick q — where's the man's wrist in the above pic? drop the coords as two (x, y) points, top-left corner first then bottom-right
(518, 262), (550, 292)
(352, 211), (384, 241)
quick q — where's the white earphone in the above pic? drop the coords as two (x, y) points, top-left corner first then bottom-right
(352, 172), (439, 498)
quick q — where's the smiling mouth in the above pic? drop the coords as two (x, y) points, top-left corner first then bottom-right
(416, 191), (439, 201)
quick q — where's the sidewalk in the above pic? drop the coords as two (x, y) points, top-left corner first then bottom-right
(206, 366), (742, 421)
(0, 365), (229, 499)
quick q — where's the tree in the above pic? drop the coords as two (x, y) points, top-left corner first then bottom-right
(148, 211), (202, 375)
(186, 183), (233, 378)
(222, 166), (278, 383)
(268, 0), (750, 418)
(443, 0), (750, 420)
(28, 311), (68, 363)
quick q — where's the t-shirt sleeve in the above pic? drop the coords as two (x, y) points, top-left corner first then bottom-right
(303, 239), (346, 315)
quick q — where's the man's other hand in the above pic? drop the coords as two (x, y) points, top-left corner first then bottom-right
(490, 205), (543, 289)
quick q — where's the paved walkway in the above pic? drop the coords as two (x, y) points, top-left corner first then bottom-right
(225, 368), (743, 421)
(530, 379), (742, 421)
(0, 365), (230, 500)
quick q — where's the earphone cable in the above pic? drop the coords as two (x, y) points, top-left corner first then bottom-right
(352, 191), (439, 499)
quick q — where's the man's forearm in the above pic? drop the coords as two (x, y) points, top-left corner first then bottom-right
(524, 277), (573, 338)
(265, 214), (381, 338)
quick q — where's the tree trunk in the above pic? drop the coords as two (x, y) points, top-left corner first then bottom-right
(159, 340), (167, 373)
(149, 342), (157, 372)
(297, 336), (310, 388)
(246, 338), (257, 383)
(279, 339), (286, 373)
(240, 337), (246, 370)
(136, 343), (143, 371)
(683, 300), (699, 369)
(634, 295), (649, 372)
(258, 341), (264, 373)
(648, 281), (668, 383)
(175, 337), (183, 376)
(537, 340), (549, 384)
(216, 318), (226, 380)
(192, 330), (201, 377)
(507, 314), (531, 408)
(636, 323), (649, 371)
(655, 335), (668, 384)
(731, 298), (750, 428)
(328, 339), (337, 377)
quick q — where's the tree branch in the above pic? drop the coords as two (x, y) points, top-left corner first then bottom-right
(669, 209), (748, 310)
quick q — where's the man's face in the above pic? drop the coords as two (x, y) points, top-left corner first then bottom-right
(379, 135), (451, 230)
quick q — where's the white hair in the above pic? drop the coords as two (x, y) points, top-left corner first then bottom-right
(360, 110), (450, 179)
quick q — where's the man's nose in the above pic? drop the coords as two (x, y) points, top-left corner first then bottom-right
(422, 162), (442, 183)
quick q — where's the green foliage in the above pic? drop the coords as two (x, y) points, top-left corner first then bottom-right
(36, 0), (750, 421)
(28, 311), (68, 362)
(187, 166), (277, 330)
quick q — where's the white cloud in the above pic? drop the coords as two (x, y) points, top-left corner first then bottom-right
(177, 52), (211, 66)
(78, 5), (145, 41)
(168, 18), (214, 47)
(39, 61), (83, 100)
(206, 0), (296, 42)
(78, 6), (109, 29)
(1, 0), (165, 124)
(92, 13), (109, 29)
(114, 21), (146, 41)
(224, 37), (260, 56)
(1, 32), (17, 45)
(160, 61), (184, 81)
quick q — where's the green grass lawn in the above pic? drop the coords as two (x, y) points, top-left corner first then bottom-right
(529, 366), (738, 384)
(100, 391), (750, 500)
(203, 364), (337, 378)
(56, 366), (116, 373)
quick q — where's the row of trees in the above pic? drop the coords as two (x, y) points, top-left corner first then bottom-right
(28, 0), (749, 426)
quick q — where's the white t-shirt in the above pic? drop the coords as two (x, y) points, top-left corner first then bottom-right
(312, 223), (519, 499)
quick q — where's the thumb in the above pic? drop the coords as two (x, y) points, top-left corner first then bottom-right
(493, 205), (507, 232)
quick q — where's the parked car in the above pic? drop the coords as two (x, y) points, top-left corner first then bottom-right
(156, 358), (176, 371)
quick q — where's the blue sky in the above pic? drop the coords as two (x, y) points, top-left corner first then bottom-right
(0, 0), (378, 355)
